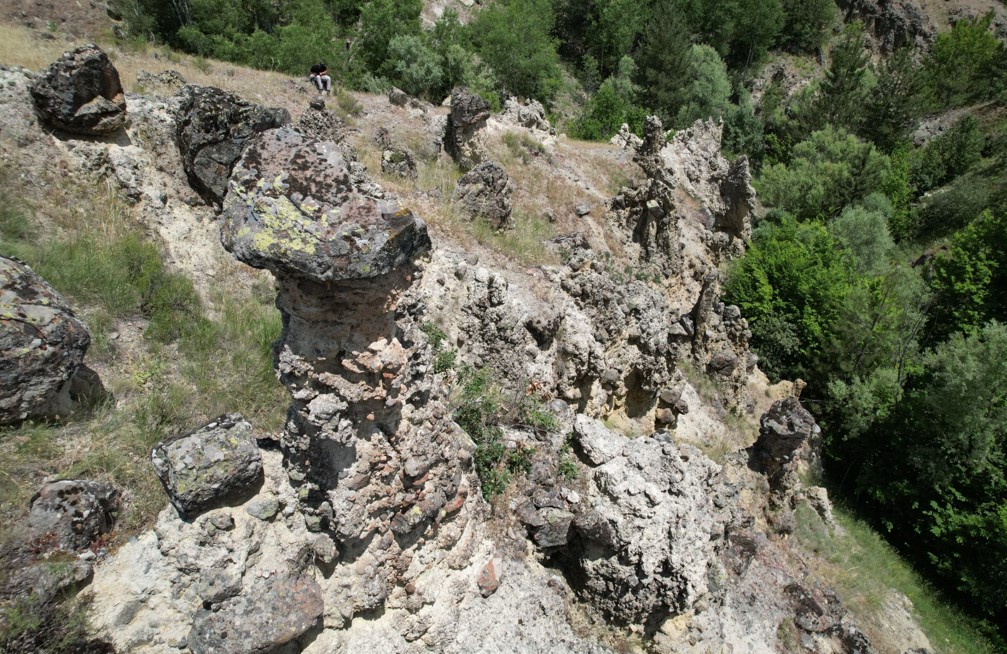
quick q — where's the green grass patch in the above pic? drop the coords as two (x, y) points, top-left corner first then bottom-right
(0, 173), (287, 539)
(451, 365), (557, 499)
(795, 502), (999, 654)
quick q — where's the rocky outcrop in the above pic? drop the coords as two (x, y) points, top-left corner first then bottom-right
(175, 85), (291, 205)
(500, 97), (554, 134)
(382, 146), (418, 180)
(444, 86), (490, 170)
(188, 572), (324, 654)
(1, 256), (91, 424)
(454, 160), (514, 229)
(26, 479), (119, 552)
(559, 418), (723, 632)
(610, 123), (642, 149)
(297, 97), (345, 144)
(29, 44), (126, 136)
(220, 123), (485, 625)
(836, 0), (936, 52)
(151, 414), (263, 518)
(748, 397), (820, 494)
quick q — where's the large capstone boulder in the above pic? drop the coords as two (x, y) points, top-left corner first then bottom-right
(444, 86), (490, 170)
(220, 126), (431, 282)
(188, 572), (324, 654)
(29, 44), (126, 136)
(747, 397), (819, 491)
(1, 256), (91, 425)
(561, 419), (722, 628)
(27, 479), (119, 552)
(175, 85), (291, 205)
(454, 160), (514, 230)
(151, 414), (263, 518)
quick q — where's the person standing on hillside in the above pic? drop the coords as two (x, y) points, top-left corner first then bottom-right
(309, 62), (331, 94)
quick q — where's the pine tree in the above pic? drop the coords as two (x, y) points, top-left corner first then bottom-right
(635, 0), (691, 121)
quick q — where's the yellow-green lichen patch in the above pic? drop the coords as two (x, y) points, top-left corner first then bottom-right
(250, 196), (319, 258)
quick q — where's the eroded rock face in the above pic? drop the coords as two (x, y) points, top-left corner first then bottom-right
(836, 0), (935, 52)
(561, 418), (723, 631)
(1, 256), (91, 425)
(221, 126), (430, 282)
(175, 85), (291, 205)
(747, 397), (820, 493)
(501, 97), (554, 134)
(381, 146), (418, 180)
(454, 160), (514, 229)
(444, 86), (490, 170)
(188, 572), (324, 654)
(29, 44), (126, 136)
(220, 123), (483, 625)
(151, 414), (263, 518)
(27, 479), (119, 552)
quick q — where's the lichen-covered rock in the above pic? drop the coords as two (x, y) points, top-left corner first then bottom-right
(221, 126), (431, 282)
(188, 572), (324, 654)
(175, 85), (291, 205)
(454, 160), (514, 229)
(388, 87), (409, 107)
(27, 479), (119, 552)
(28, 44), (126, 136)
(151, 414), (263, 517)
(560, 425), (723, 628)
(444, 86), (490, 170)
(1, 256), (91, 425)
(381, 147), (418, 180)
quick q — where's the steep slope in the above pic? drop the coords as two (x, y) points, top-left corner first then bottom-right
(0, 24), (947, 654)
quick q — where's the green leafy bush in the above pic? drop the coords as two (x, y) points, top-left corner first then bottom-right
(758, 126), (890, 220)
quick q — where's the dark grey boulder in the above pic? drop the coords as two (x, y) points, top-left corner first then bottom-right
(1, 256), (91, 425)
(533, 508), (575, 548)
(454, 160), (514, 230)
(175, 85), (291, 205)
(188, 573), (324, 654)
(220, 126), (431, 283)
(444, 86), (490, 170)
(27, 479), (119, 552)
(151, 414), (263, 518)
(29, 44), (126, 136)
(747, 397), (819, 489)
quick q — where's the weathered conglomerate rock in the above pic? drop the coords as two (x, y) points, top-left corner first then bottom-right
(151, 414), (263, 518)
(454, 160), (514, 229)
(175, 85), (291, 205)
(560, 417), (723, 630)
(444, 86), (490, 170)
(220, 123), (482, 623)
(29, 44), (126, 136)
(500, 97), (554, 135)
(188, 572), (324, 654)
(1, 256), (91, 424)
(26, 479), (119, 552)
(381, 146), (418, 180)
(747, 397), (820, 493)
(296, 97), (345, 144)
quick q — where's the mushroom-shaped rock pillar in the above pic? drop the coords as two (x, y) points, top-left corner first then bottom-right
(220, 127), (471, 621)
